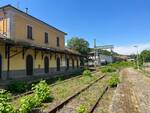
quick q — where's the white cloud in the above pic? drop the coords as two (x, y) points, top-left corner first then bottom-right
(114, 43), (150, 55)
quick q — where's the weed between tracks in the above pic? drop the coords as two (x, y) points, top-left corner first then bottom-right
(12, 71), (102, 111)
(56, 75), (110, 113)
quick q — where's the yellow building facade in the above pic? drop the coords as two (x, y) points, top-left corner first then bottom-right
(0, 5), (81, 80)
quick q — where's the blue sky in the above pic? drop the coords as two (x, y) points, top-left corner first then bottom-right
(0, 0), (150, 54)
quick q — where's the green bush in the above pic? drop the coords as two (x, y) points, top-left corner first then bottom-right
(32, 80), (52, 102)
(108, 74), (120, 87)
(19, 80), (52, 112)
(83, 70), (92, 77)
(76, 105), (87, 113)
(101, 66), (116, 73)
(0, 90), (16, 113)
(108, 61), (134, 69)
(19, 95), (41, 113)
(7, 81), (30, 93)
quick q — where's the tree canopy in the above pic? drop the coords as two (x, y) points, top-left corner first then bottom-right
(67, 37), (90, 55)
(140, 50), (150, 62)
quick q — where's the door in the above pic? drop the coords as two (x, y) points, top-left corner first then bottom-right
(72, 59), (74, 69)
(44, 56), (49, 73)
(66, 58), (69, 70)
(26, 55), (33, 75)
(77, 59), (79, 68)
(56, 57), (60, 71)
(0, 54), (2, 78)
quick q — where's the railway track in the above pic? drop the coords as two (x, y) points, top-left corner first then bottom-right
(88, 86), (108, 113)
(46, 74), (107, 113)
(12, 71), (99, 100)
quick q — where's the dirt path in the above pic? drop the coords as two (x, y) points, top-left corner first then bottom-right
(109, 68), (150, 113)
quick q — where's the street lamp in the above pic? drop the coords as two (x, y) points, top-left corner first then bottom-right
(134, 46), (139, 70)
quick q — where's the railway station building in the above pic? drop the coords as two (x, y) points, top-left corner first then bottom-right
(0, 5), (82, 80)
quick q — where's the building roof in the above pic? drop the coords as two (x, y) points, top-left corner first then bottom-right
(0, 4), (67, 35)
(0, 34), (82, 56)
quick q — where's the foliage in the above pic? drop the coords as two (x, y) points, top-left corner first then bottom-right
(32, 80), (52, 102)
(83, 70), (92, 77)
(76, 105), (88, 113)
(108, 61), (133, 69)
(140, 50), (150, 62)
(19, 80), (51, 113)
(0, 90), (16, 113)
(108, 74), (120, 87)
(100, 66), (116, 73)
(7, 81), (30, 93)
(100, 61), (133, 73)
(0, 90), (11, 102)
(67, 37), (90, 55)
(19, 95), (41, 113)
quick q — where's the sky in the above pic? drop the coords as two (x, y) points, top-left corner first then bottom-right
(0, 0), (150, 55)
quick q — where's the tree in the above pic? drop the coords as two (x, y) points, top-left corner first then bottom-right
(140, 50), (150, 62)
(67, 37), (90, 55)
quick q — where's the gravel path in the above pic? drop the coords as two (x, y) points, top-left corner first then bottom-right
(109, 68), (150, 113)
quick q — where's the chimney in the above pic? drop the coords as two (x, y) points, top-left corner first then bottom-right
(25, 8), (28, 14)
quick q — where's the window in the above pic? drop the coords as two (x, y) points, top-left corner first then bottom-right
(56, 37), (60, 47)
(45, 32), (48, 44)
(27, 25), (32, 39)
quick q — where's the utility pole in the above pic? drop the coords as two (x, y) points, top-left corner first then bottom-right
(134, 46), (139, 70)
(94, 39), (96, 69)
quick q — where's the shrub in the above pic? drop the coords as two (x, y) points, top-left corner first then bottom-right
(0, 90), (11, 102)
(83, 70), (92, 77)
(32, 80), (52, 102)
(108, 74), (120, 87)
(7, 81), (29, 93)
(76, 105), (88, 113)
(19, 80), (52, 113)
(19, 95), (41, 113)
(101, 66), (116, 73)
(0, 90), (16, 113)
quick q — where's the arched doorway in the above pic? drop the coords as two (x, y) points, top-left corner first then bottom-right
(26, 55), (33, 75)
(72, 59), (74, 69)
(44, 56), (49, 73)
(66, 58), (69, 70)
(0, 54), (2, 78)
(77, 59), (79, 68)
(56, 57), (60, 71)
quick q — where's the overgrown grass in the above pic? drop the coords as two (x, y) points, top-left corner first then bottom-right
(108, 74), (120, 87)
(100, 61), (134, 73)
(11, 71), (101, 111)
(76, 105), (88, 113)
(7, 71), (82, 94)
(101, 66), (116, 73)
(83, 70), (92, 77)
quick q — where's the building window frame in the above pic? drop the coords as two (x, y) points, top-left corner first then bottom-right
(27, 25), (33, 40)
(44, 32), (49, 44)
(56, 37), (60, 47)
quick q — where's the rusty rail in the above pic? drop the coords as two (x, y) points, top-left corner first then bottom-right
(88, 86), (108, 113)
(47, 74), (106, 113)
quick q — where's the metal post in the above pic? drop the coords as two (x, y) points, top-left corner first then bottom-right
(94, 39), (96, 69)
(134, 46), (139, 70)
